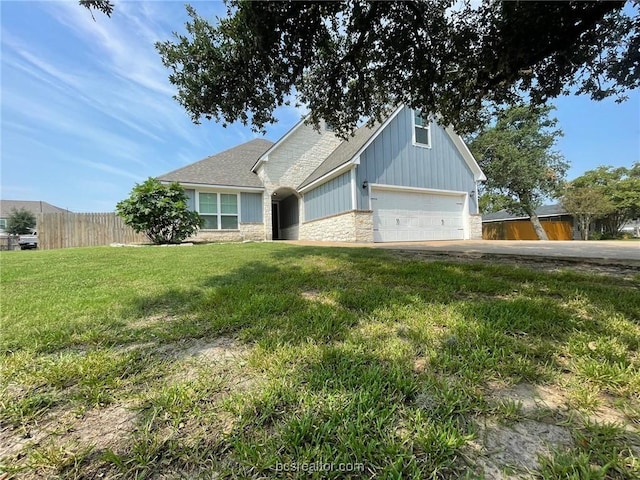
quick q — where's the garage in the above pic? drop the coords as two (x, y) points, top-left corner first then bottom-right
(371, 188), (466, 242)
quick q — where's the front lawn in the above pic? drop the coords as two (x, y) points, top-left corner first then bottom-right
(1, 243), (639, 478)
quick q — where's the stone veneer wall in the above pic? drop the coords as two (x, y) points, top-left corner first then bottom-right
(469, 214), (483, 240)
(354, 210), (374, 242)
(257, 121), (343, 240)
(189, 223), (264, 242)
(300, 210), (373, 243)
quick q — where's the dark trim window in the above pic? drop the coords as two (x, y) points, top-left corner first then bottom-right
(413, 110), (431, 148)
(197, 192), (238, 230)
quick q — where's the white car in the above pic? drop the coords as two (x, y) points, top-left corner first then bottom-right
(18, 231), (38, 249)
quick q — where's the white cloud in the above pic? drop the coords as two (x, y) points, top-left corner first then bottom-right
(46, 1), (175, 97)
(0, 0), (297, 213)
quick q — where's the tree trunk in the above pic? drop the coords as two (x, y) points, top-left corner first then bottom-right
(529, 210), (549, 240)
(584, 214), (592, 240)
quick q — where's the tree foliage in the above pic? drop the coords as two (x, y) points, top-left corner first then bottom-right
(570, 163), (640, 236)
(478, 192), (512, 215)
(116, 178), (202, 245)
(156, 0), (639, 136)
(469, 104), (569, 240)
(79, 0), (114, 19)
(561, 184), (614, 240)
(5, 208), (37, 236)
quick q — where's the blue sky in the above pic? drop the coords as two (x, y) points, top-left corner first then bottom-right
(1, 1), (639, 212)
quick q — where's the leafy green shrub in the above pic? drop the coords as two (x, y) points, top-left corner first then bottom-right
(5, 208), (36, 235)
(116, 178), (202, 244)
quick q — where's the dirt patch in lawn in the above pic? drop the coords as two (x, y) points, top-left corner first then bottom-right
(468, 417), (573, 478)
(466, 382), (640, 478)
(67, 404), (137, 452)
(162, 336), (252, 385)
(179, 336), (248, 362)
(0, 403), (137, 478)
(301, 289), (338, 306)
(1, 336), (253, 476)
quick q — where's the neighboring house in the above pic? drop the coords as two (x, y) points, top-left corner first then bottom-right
(621, 219), (640, 237)
(482, 204), (579, 240)
(157, 105), (486, 243)
(0, 200), (69, 233)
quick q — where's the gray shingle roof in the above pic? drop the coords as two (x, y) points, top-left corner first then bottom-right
(157, 139), (273, 188)
(298, 120), (385, 189)
(482, 204), (568, 222)
(0, 200), (69, 217)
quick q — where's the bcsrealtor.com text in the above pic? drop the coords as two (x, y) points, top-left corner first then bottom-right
(273, 461), (365, 473)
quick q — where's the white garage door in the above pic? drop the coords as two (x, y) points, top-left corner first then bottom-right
(371, 188), (466, 242)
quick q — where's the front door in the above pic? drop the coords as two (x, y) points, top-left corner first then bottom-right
(271, 202), (279, 240)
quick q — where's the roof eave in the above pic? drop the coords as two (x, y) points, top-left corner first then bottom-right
(157, 180), (264, 191)
(297, 106), (404, 192)
(444, 126), (486, 182)
(299, 163), (356, 193)
(251, 114), (310, 172)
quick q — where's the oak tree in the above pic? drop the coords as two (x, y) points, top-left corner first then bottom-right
(156, 0), (639, 135)
(561, 184), (614, 240)
(571, 163), (640, 236)
(79, 0), (113, 19)
(469, 104), (569, 240)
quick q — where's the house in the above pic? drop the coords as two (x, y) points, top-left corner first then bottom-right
(482, 204), (579, 240)
(157, 105), (486, 243)
(0, 200), (69, 233)
(621, 219), (640, 238)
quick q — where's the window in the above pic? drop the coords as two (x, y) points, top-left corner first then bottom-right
(413, 110), (431, 148)
(325, 120), (335, 132)
(0, 219), (6, 231)
(220, 194), (238, 229)
(197, 192), (238, 230)
(199, 193), (218, 229)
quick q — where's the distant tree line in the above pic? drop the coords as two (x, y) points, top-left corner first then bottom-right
(562, 163), (640, 240)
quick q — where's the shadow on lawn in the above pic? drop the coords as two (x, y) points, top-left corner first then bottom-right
(103, 247), (640, 477)
(126, 246), (639, 379)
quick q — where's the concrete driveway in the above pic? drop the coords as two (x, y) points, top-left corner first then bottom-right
(287, 240), (640, 263)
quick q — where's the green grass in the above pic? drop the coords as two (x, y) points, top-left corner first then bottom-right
(1, 243), (639, 478)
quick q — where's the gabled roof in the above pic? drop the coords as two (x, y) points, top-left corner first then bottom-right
(297, 116), (390, 190)
(482, 204), (569, 222)
(158, 139), (273, 188)
(0, 200), (69, 217)
(297, 106), (486, 191)
(252, 116), (309, 172)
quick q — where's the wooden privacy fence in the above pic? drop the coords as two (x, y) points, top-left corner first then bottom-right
(37, 213), (149, 250)
(483, 220), (573, 240)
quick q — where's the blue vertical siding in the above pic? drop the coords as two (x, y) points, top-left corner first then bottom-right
(304, 171), (352, 221)
(356, 107), (478, 212)
(240, 192), (263, 223)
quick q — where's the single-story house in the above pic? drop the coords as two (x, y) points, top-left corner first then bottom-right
(0, 200), (69, 233)
(621, 220), (640, 237)
(482, 204), (579, 240)
(157, 105), (486, 243)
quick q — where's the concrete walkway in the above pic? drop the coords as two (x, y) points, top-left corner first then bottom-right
(284, 240), (640, 263)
